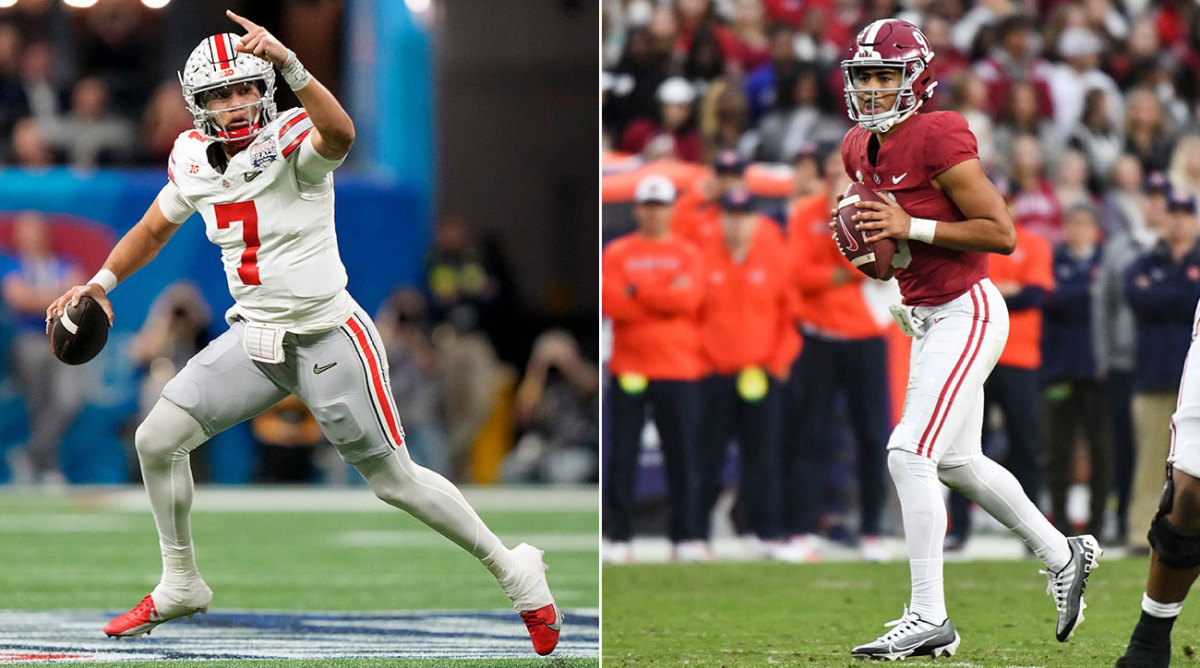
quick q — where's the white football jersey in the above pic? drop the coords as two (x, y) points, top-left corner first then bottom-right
(157, 107), (353, 334)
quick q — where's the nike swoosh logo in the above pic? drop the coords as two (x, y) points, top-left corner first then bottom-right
(892, 172), (908, 184)
(313, 362), (338, 374)
(245, 170), (263, 182)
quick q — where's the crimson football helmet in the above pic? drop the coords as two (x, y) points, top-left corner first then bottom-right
(178, 33), (278, 146)
(841, 19), (936, 133)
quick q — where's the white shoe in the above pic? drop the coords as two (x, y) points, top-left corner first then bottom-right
(672, 540), (711, 563)
(1042, 534), (1102, 641)
(851, 606), (961, 660)
(860, 535), (890, 562)
(604, 541), (634, 565)
(500, 543), (555, 612)
(772, 534), (821, 563)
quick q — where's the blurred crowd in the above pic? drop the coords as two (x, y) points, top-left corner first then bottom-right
(2, 212), (599, 488)
(602, 0), (1200, 562)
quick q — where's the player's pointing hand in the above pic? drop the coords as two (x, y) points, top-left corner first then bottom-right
(226, 10), (289, 67)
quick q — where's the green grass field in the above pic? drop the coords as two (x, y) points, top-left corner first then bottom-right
(0, 487), (599, 667)
(604, 556), (1197, 667)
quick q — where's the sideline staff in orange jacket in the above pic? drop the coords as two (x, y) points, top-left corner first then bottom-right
(602, 174), (709, 563)
(696, 187), (800, 551)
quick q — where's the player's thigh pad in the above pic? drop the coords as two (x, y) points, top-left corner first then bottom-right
(888, 281), (1008, 462)
(162, 323), (289, 436)
(294, 311), (404, 465)
(1149, 512), (1200, 568)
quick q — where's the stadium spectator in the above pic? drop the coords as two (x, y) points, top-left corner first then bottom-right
(695, 187), (798, 556)
(603, 174), (707, 563)
(37, 76), (135, 169)
(1102, 153), (1147, 237)
(0, 22), (30, 160)
(783, 148), (891, 563)
(140, 80), (193, 164)
(1047, 27), (1123, 141)
(740, 64), (846, 164)
(992, 81), (1064, 178)
(603, 25), (669, 142)
(742, 23), (799, 124)
(920, 14), (970, 103)
(376, 287), (449, 476)
(681, 28), (727, 99)
(727, 0), (771, 73)
(1009, 134), (1065, 243)
(1166, 135), (1200, 203)
(1125, 190), (1200, 550)
(74, 2), (157, 118)
(972, 15), (1054, 120)
(948, 200), (1055, 549)
(1067, 89), (1122, 189)
(19, 41), (63, 124)
(1093, 172), (1172, 543)
(946, 69), (995, 171)
(1041, 204), (1111, 537)
(250, 395), (325, 484)
(672, 0), (739, 71)
(1123, 87), (1176, 176)
(618, 76), (702, 162)
(1, 212), (85, 486)
(504, 329), (599, 485)
(672, 149), (747, 247)
(10, 117), (53, 168)
(423, 214), (509, 479)
(129, 280), (212, 414)
(697, 77), (750, 160)
(791, 6), (841, 70)
(1053, 150), (1098, 211)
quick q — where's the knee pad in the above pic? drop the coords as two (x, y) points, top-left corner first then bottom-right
(310, 400), (365, 446)
(1149, 513), (1200, 569)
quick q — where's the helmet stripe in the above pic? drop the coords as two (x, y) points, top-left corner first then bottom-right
(863, 19), (886, 45)
(213, 34), (230, 67)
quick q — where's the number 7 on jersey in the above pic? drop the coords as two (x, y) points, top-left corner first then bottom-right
(214, 200), (262, 285)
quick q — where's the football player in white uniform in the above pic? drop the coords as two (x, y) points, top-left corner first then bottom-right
(47, 12), (562, 655)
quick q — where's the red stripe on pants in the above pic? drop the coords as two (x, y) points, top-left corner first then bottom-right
(917, 285), (981, 456)
(345, 317), (404, 447)
(925, 286), (989, 457)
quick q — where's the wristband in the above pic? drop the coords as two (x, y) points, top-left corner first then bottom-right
(279, 50), (312, 91)
(909, 217), (937, 244)
(89, 269), (118, 294)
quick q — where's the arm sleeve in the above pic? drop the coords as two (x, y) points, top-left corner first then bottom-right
(925, 112), (980, 178)
(156, 181), (196, 224)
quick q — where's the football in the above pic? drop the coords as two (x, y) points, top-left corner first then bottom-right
(833, 182), (898, 280)
(48, 295), (109, 365)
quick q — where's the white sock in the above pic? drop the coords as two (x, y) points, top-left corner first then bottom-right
(888, 450), (948, 623)
(938, 455), (1071, 571)
(135, 400), (210, 591)
(1143, 593), (1184, 618)
(355, 449), (509, 567)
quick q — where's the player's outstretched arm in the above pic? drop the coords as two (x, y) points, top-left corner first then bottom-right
(46, 200), (181, 326)
(227, 10), (355, 160)
(852, 158), (1016, 254)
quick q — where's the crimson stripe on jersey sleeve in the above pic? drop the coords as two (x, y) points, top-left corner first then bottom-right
(282, 128), (313, 158)
(279, 111), (309, 135)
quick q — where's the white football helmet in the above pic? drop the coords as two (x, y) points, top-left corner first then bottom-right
(178, 33), (277, 145)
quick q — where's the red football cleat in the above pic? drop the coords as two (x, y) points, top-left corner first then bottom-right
(520, 602), (563, 656)
(104, 590), (210, 638)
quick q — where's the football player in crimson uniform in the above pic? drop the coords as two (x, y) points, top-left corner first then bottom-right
(834, 19), (1100, 660)
(47, 13), (561, 655)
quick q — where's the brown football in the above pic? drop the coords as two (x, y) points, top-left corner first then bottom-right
(48, 295), (109, 365)
(833, 181), (898, 280)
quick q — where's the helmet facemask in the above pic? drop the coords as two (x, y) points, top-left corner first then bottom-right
(841, 59), (934, 134)
(179, 33), (278, 147)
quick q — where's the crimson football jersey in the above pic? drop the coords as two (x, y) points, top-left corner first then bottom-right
(841, 111), (988, 306)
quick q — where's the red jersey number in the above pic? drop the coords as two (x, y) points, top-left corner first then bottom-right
(214, 201), (262, 285)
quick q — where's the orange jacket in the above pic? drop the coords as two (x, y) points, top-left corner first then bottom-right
(602, 232), (706, 380)
(989, 225), (1054, 369)
(671, 183), (723, 249)
(788, 191), (888, 340)
(697, 217), (800, 377)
